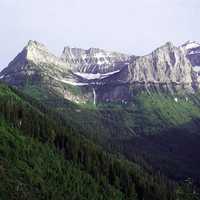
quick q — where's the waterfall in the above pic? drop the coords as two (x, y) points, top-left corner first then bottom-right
(92, 87), (96, 105)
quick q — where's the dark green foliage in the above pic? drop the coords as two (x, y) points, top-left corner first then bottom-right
(0, 82), (181, 200)
(0, 82), (199, 200)
(21, 85), (200, 190)
(0, 120), (124, 200)
(131, 92), (200, 135)
(37, 90), (200, 188)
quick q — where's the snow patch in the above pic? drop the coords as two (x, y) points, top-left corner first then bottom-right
(93, 52), (112, 59)
(188, 50), (200, 55)
(60, 79), (88, 86)
(81, 54), (87, 60)
(50, 76), (88, 86)
(74, 70), (120, 80)
(0, 75), (4, 79)
(182, 41), (200, 50)
(193, 66), (200, 72)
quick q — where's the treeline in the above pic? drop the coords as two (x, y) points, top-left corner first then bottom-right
(0, 83), (188, 199)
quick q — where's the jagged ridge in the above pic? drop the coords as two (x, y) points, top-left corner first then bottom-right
(1, 40), (200, 104)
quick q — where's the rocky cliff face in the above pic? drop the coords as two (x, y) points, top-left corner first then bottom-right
(180, 40), (200, 89)
(181, 41), (200, 69)
(181, 41), (200, 71)
(0, 40), (71, 88)
(0, 40), (199, 104)
(61, 47), (131, 73)
(25, 40), (69, 67)
(127, 42), (195, 93)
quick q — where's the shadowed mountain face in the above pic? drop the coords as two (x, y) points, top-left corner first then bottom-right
(1, 41), (200, 196)
(1, 40), (200, 104)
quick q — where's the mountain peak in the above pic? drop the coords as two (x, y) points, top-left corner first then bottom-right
(182, 40), (200, 50)
(165, 41), (174, 47)
(25, 40), (48, 52)
(1, 39), (200, 101)
(182, 41), (200, 68)
(153, 42), (175, 53)
(61, 46), (130, 73)
(22, 40), (70, 68)
(1, 40), (70, 75)
(162, 41), (175, 49)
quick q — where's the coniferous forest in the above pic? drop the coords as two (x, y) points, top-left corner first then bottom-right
(0, 81), (199, 200)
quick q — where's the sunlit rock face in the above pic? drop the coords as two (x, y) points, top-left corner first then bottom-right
(180, 41), (200, 88)
(61, 46), (131, 73)
(25, 40), (69, 68)
(181, 41), (200, 71)
(64, 42), (198, 95)
(127, 42), (196, 92)
(1, 40), (200, 104)
(0, 40), (71, 87)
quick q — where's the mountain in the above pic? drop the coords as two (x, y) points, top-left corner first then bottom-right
(1, 40), (200, 198)
(182, 40), (200, 73)
(0, 41), (131, 103)
(128, 42), (195, 92)
(0, 40), (70, 82)
(1, 40), (199, 104)
(61, 46), (131, 73)
(1, 82), (188, 200)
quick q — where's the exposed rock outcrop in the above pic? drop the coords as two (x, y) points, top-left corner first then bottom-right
(61, 46), (131, 73)
(0, 40), (70, 87)
(1, 40), (200, 104)
(181, 40), (200, 70)
(128, 42), (195, 92)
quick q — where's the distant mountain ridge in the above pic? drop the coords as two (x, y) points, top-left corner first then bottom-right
(61, 46), (131, 73)
(1, 40), (200, 104)
(1, 41), (200, 197)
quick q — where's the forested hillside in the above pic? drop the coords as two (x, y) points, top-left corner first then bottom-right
(0, 120), (123, 200)
(0, 82), (198, 199)
(19, 82), (200, 187)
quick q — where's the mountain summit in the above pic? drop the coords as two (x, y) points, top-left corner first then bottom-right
(128, 42), (194, 92)
(0, 40), (200, 104)
(181, 40), (200, 50)
(61, 46), (131, 73)
(25, 40), (69, 67)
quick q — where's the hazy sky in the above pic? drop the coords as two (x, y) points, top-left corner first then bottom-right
(0, 0), (200, 70)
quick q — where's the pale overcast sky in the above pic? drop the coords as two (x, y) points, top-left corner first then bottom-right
(0, 0), (200, 70)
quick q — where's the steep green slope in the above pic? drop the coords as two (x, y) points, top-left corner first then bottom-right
(0, 82), (184, 200)
(130, 92), (200, 135)
(19, 83), (200, 188)
(21, 83), (200, 138)
(0, 120), (124, 200)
